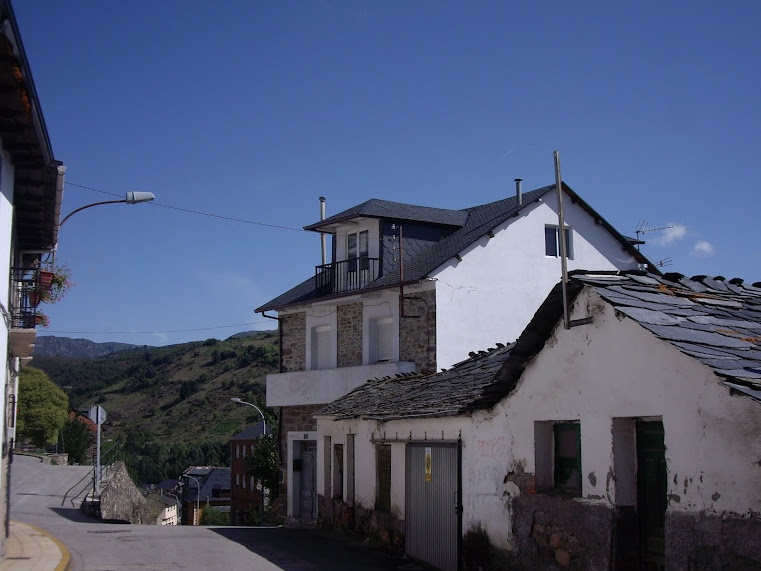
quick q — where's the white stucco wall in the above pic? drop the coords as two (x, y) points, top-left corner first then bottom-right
(432, 189), (641, 369)
(318, 287), (761, 552)
(1, 139), (15, 310)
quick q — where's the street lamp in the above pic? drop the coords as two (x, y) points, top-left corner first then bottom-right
(185, 474), (201, 525)
(230, 398), (266, 435)
(60, 191), (155, 226)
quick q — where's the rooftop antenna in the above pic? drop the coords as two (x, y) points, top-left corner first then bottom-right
(635, 220), (674, 251)
(655, 257), (673, 268)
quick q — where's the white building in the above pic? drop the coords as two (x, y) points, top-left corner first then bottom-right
(0, 0), (64, 554)
(316, 271), (761, 570)
(257, 183), (654, 522)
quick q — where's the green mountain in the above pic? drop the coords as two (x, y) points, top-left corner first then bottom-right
(31, 332), (279, 447)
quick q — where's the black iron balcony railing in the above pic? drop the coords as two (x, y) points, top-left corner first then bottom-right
(9, 265), (49, 329)
(315, 257), (379, 297)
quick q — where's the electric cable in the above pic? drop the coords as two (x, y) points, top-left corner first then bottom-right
(66, 181), (307, 232)
(44, 321), (270, 335)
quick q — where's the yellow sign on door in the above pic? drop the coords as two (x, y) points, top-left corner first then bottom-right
(424, 447), (432, 483)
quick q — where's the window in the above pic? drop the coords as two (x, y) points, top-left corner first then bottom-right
(311, 325), (332, 370)
(545, 225), (573, 259)
(554, 423), (581, 494)
(347, 230), (369, 269)
(235, 474), (240, 487)
(333, 444), (344, 499)
(535, 421), (581, 496)
(369, 317), (393, 363)
(375, 444), (391, 511)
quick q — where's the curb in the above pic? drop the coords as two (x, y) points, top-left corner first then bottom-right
(12, 522), (71, 571)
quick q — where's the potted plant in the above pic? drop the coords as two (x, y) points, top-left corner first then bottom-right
(39, 265), (74, 304)
(34, 313), (50, 327)
(38, 269), (54, 292)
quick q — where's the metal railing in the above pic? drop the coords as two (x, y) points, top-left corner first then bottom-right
(9, 264), (51, 329)
(315, 257), (379, 296)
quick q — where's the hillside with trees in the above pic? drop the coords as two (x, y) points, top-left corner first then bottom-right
(30, 331), (280, 484)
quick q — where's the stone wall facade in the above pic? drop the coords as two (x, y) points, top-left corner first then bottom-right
(280, 312), (305, 373)
(318, 494), (405, 553)
(337, 302), (362, 367)
(666, 510), (761, 569)
(399, 289), (436, 374)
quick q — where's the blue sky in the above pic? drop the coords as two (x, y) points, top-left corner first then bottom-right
(14, 1), (761, 346)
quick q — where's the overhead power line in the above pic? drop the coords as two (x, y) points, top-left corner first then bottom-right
(66, 181), (307, 232)
(44, 321), (271, 335)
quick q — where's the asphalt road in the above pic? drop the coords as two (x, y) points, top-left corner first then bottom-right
(9, 454), (411, 571)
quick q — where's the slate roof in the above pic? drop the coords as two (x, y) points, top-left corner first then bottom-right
(230, 421), (271, 440)
(316, 342), (515, 420)
(183, 467), (231, 503)
(304, 198), (469, 231)
(258, 183), (655, 312)
(318, 271), (761, 421)
(572, 271), (761, 402)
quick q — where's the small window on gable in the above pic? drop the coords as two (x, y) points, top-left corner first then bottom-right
(545, 225), (573, 259)
(311, 324), (332, 370)
(554, 423), (581, 494)
(535, 420), (581, 497)
(369, 317), (393, 363)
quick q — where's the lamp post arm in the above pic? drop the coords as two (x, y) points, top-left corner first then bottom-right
(60, 200), (126, 226)
(230, 398), (266, 435)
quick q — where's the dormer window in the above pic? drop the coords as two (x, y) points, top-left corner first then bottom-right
(347, 230), (369, 267)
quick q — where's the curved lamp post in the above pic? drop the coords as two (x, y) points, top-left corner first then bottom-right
(185, 474), (201, 525)
(230, 398), (266, 435)
(60, 191), (155, 226)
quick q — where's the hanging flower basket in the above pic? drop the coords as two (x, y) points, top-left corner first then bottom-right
(28, 291), (40, 308)
(34, 313), (49, 327)
(39, 270), (54, 292)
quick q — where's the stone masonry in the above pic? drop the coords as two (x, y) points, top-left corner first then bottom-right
(399, 289), (436, 374)
(280, 312), (305, 373)
(337, 302), (363, 367)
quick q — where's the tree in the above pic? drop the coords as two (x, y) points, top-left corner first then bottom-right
(245, 433), (279, 502)
(59, 414), (94, 464)
(17, 367), (68, 447)
(199, 505), (228, 526)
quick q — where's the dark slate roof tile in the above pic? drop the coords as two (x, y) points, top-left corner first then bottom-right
(317, 342), (515, 420)
(639, 323), (754, 349)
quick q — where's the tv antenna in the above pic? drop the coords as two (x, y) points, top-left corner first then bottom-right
(635, 220), (674, 250)
(654, 257), (673, 268)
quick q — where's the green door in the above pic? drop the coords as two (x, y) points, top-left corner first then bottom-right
(637, 421), (666, 569)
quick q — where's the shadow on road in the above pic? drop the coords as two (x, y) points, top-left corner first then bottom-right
(209, 526), (414, 570)
(48, 506), (104, 524)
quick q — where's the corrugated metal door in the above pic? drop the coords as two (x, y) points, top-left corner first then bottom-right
(405, 442), (460, 571)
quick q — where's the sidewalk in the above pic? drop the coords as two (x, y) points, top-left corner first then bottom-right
(0, 521), (70, 571)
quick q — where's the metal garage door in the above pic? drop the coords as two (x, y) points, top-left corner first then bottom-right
(405, 442), (461, 571)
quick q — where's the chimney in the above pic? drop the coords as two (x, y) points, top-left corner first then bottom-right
(319, 197), (326, 265)
(514, 178), (523, 205)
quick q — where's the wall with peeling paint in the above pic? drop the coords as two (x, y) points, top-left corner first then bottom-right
(431, 188), (641, 369)
(316, 286), (761, 564)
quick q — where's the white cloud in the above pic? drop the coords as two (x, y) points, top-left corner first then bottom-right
(691, 241), (716, 257)
(655, 224), (688, 245)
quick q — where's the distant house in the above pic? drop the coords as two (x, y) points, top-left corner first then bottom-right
(156, 495), (180, 526)
(0, 0), (65, 555)
(257, 182), (654, 521)
(181, 467), (231, 525)
(316, 271), (761, 569)
(229, 421), (271, 525)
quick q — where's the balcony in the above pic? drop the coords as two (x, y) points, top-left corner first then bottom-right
(315, 257), (379, 297)
(266, 360), (416, 407)
(8, 265), (51, 358)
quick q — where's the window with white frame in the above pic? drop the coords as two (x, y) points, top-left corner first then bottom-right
(311, 324), (332, 370)
(369, 317), (393, 363)
(347, 230), (369, 266)
(545, 225), (573, 259)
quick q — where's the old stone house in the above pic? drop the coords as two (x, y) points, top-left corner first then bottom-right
(256, 182), (654, 522)
(316, 270), (761, 570)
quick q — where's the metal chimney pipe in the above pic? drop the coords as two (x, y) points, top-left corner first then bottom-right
(319, 197), (326, 265)
(514, 178), (523, 205)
